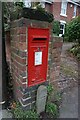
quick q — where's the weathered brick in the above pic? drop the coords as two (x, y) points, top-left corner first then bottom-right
(11, 35), (17, 41)
(17, 89), (24, 99)
(11, 52), (15, 59)
(53, 42), (63, 48)
(18, 18), (27, 27)
(10, 21), (17, 28)
(11, 48), (27, 58)
(21, 97), (36, 105)
(19, 76), (27, 82)
(15, 41), (19, 48)
(23, 93), (30, 99)
(17, 79), (27, 89)
(14, 70), (19, 79)
(15, 55), (26, 64)
(20, 71), (27, 78)
(17, 27), (26, 34)
(19, 34), (26, 42)
(18, 42), (27, 51)
(18, 50), (27, 58)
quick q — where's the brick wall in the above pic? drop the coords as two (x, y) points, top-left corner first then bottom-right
(49, 36), (63, 89)
(52, 2), (61, 21)
(45, 3), (53, 13)
(5, 31), (11, 64)
(10, 18), (54, 110)
(66, 2), (75, 22)
(52, 2), (80, 22)
(77, 6), (80, 16)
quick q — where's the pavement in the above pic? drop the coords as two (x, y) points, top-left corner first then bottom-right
(0, 109), (13, 120)
(59, 86), (78, 118)
(59, 42), (78, 118)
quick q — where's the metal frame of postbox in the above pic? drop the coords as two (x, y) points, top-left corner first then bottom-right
(28, 27), (49, 87)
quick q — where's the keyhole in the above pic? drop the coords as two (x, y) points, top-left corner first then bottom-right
(38, 47), (40, 51)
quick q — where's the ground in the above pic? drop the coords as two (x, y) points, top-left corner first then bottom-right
(59, 42), (78, 118)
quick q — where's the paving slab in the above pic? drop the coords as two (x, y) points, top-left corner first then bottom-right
(59, 86), (78, 118)
(0, 109), (13, 120)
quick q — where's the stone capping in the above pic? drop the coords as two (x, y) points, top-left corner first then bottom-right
(10, 17), (52, 28)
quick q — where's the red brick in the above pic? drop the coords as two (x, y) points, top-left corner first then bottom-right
(15, 41), (19, 48)
(17, 27), (26, 34)
(14, 28), (17, 35)
(17, 89), (24, 99)
(14, 70), (19, 78)
(19, 76), (27, 82)
(16, 35), (19, 41)
(18, 42), (27, 51)
(52, 2), (80, 22)
(14, 76), (26, 89)
(53, 42), (63, 48)
(19, 35), (26, 42)
(15, 55), (26, 64)
(13, 60), (26, 71)
(19, 27), (26, 34)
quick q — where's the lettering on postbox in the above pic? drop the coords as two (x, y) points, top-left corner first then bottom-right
(28, 27), (49, 87)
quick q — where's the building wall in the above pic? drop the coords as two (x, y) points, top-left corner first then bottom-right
(45, 2), (53, 13)
(45, 1), (80, 36)
(77, 5), (80, 15)
(52, 2), (61, 21)
(45, 2), (80, 22)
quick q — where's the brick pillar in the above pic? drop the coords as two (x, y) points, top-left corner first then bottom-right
(10, 18), (53, 110)
(50, 36), (63, 89)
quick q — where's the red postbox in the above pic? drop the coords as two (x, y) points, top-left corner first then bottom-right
(28, 27), (49, 87)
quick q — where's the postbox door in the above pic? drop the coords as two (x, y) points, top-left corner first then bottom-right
(28, 28), (49, 87)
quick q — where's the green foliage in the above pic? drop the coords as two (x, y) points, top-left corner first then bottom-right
(46, 103), (58, 117)
(3, 2), (25, 30)
(54, 92), (62, 102)
(15, 2), (24, 8)
(47, 84), (53, 95)
(69, 44), (80, 60)
(47, 84), (54, 102)
(36, 4), (45, 12)
(47, 84), (62, 103)
(13, 102), (39, 119)
(10, 2), (25, 21)
(46, 84), (61, 118)
(53, 20), (60, 36)
(64, 16), (80, 43)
